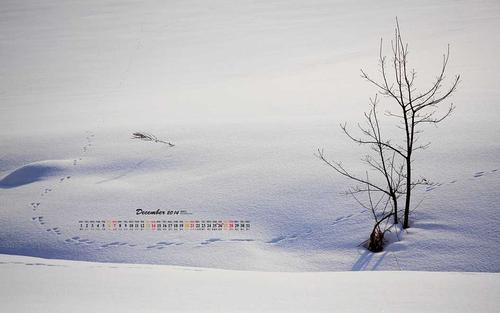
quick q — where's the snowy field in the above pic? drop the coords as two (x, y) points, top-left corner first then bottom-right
(1, 0), (500, 311)
(1, 119), (499, 271)
(1, 253), (499, 313)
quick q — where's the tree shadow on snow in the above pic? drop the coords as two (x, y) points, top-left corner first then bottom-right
(351, 249), (389, 271)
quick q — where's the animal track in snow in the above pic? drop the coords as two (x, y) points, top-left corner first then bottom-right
(59, 176), (71, 182)
(266, 233), (300, 244)
(100, 241), (133, 248)
(31, 215), (47, 225)
(328, 209), (368, 228)
(147, 241), (177, 249)
(64, 236), (95, 245)
(28, 131), (96, 245)
(200, 238), (222, 245)
(46, 227), (61, 235)
(332, 214), (354, 226)
(30, 202), (41, 211)
(423, 168), (498, 193)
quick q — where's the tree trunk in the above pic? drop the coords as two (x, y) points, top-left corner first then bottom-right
(392, 194), (398, 224)
(403, 156), (411, 228)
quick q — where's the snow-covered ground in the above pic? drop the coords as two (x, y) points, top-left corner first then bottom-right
(1, 118), (499, 271)
(0, 0), (499, 310)
(1, 253), (499, 313)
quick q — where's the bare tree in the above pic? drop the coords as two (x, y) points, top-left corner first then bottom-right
(317, 19), (460, 250)
(360, 19), (460, 228)
(317, 95), (405, 251)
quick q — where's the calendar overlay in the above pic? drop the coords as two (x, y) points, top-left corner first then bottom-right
(79, 220), (251, 231)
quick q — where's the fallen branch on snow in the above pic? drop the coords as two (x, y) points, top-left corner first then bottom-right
(131, 132), (175, 147)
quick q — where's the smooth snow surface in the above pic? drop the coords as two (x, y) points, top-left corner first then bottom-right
(1, 254), (499, 313)
(1, 0), (499, 272)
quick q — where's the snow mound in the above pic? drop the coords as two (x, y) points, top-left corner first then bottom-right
(0, 160), (69, 188)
